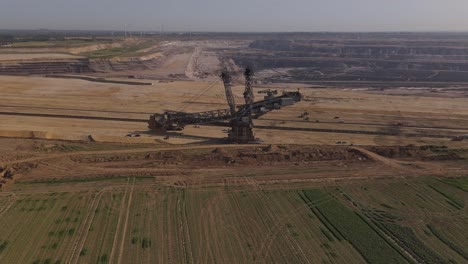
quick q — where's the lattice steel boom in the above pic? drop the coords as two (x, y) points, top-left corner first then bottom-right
(148, 68), (303, 143)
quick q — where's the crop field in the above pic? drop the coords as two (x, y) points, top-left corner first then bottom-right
(338, 177), (468, 264)
(0, 191), (96, 264)
(301, 189), (407, 263)
(444, 177), (468, 192)
(0, 174), (466, 264)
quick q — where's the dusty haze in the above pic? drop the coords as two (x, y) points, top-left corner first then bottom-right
(1, 0), (468, 32)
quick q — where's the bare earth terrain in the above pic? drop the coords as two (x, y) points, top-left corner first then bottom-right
(0, 33), (467, 264)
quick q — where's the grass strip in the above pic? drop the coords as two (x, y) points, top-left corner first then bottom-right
(442, 177), (468, 192)
(379, 222), (445, 264)
(428, 185), (464, 209)
(427, 225), (468, 260)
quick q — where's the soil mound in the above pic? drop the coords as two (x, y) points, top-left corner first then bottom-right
(212, 147), (228, 154)
(365, 146), (462, 160)
(74, 145), (369, 168)
(262, 144), (281, 152)
(367, 146), (431, 159)
(0, 166), (15, 189)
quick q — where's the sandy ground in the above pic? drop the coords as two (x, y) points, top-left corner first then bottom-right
(1, 137), (467, 189)
(85, 40), (248, 81)
(0, 53), (83, 61)
(1, 75), (468, 147)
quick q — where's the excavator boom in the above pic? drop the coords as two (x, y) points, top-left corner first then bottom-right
(243, 67), (255, 105)
(148, 91), (301, 131)
(220, 71), (237, 115)
(148, 68), (303, 143)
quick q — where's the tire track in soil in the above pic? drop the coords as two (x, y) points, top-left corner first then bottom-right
(0, 193), (53, 263)
(116, 177), (136, 264)
(38, 161), (72, 172)
(37, 194), (86, 264)
(195, 192), (216, 262)
(67, 188), (106, 264)
(199, 187), (229, 263)
(405, 181), (467, 222)
(322, 184), (362, 263)
(0, 194), (50, 264)
(352, 146), (449, 178)
(227, 181), (260, 263)
(351, 147), (409, 171)
(264, 197), (311, 263)
(108, 177), (130, 264)
(331, 183), (420, 264)
(0, 194), (16, 218)
(163, 192), (176, 263)
(144, 190), (153, 264)
(256, 193), (336, 262)
(214, 188), (244, 263)
(229, 181), (273, 262)
(189, 175), (224, 262)
(242, 176), (310, 264)
(133, 190), (144, 263)
(177, 190), (194, 264)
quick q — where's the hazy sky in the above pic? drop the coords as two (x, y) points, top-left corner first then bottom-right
(1, 0), (468, 32)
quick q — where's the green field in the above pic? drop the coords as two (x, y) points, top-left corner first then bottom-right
(0, 176), (467, 263)
(82, 40), (160, 59)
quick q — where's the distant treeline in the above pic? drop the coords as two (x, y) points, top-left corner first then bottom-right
(0, 34), (62, 43)
(0, 34), (97, 43)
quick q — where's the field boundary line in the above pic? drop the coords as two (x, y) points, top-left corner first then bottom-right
(243, 176), (310, 263)
(67, 188), (106, 264)
(0, 195), (16, 218)
(180, 190), (194, 264)
(257, 192), (336, 259)
(0, 194), (46, 263)
(116, 177), (136, 264)
(332, 185), (419, 263)
(109, 178), (130, 264)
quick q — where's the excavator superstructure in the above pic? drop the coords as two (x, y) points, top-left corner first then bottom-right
(148, 68), (302, 143)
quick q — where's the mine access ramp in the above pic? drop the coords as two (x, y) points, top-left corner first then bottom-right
(148, 68), (302, 143)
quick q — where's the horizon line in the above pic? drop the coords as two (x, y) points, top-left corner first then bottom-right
(2, 28), (468, 34)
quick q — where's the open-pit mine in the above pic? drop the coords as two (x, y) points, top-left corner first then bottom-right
(0, 32), (467, 264)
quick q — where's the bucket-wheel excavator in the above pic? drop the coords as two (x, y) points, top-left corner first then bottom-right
(148, 68), (302, 143)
